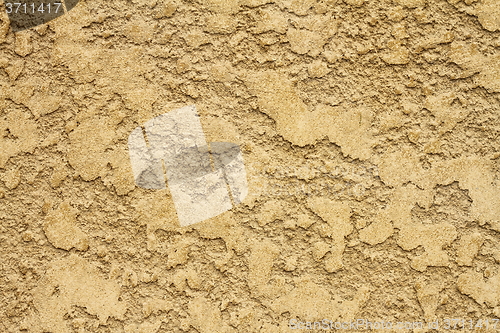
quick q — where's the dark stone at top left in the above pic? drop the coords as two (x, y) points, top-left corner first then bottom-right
(6, 0), (79, 32)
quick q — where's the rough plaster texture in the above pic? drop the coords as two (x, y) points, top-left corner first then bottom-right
(1, 0), (500, 332)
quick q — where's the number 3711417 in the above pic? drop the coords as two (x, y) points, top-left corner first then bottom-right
(5, 3), (62, 14)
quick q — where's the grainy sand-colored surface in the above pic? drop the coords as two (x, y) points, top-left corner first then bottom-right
(1, 0), (500, 332)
